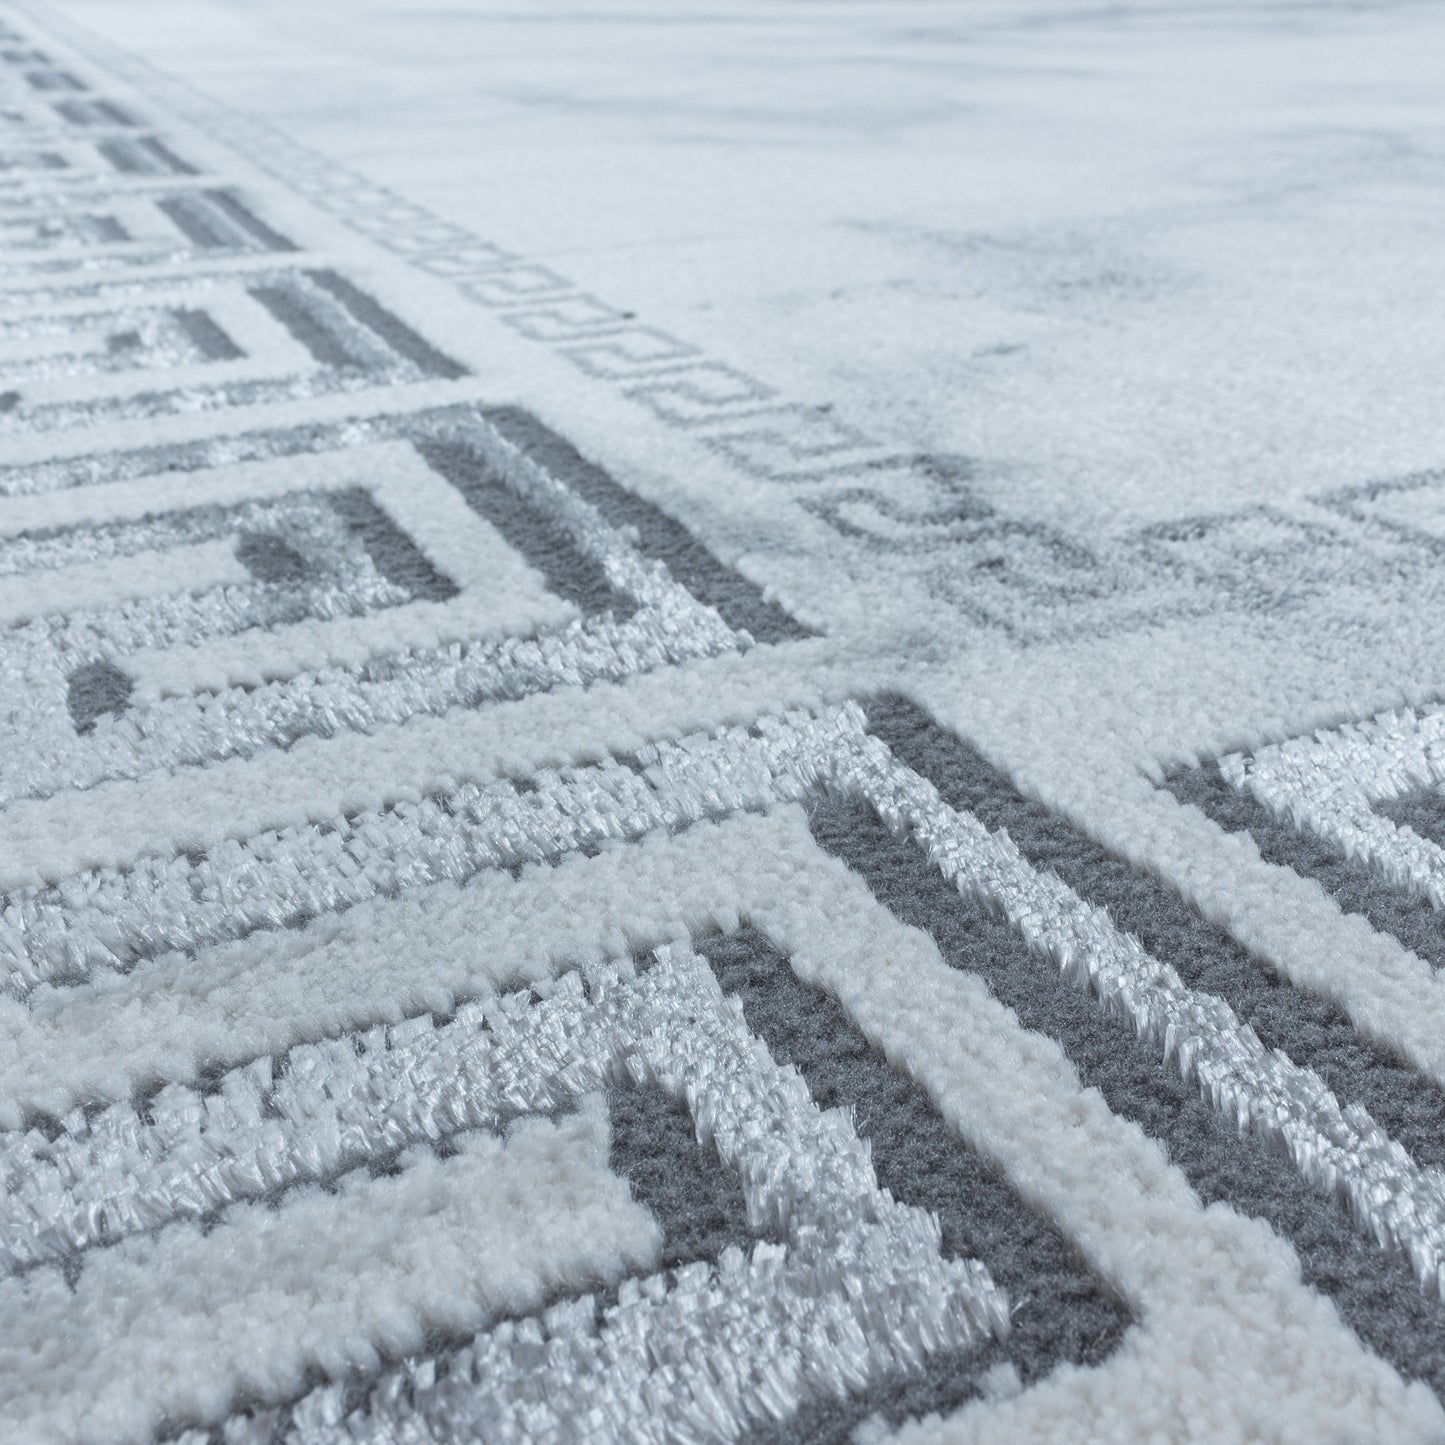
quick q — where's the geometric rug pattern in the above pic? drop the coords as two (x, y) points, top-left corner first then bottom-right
(5, 7), (1445, 1442)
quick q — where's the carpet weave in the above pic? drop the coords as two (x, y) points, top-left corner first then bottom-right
(3, 3), (1445, 1441)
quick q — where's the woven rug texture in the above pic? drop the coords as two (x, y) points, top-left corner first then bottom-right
(2, 3), (1445, 1441)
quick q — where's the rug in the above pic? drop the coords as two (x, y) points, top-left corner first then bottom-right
(3, 2), (1445, 1441)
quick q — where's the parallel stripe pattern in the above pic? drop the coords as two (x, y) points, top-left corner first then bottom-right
(12, 698), (1445, 1303)
(1169, 703), (1445, 972)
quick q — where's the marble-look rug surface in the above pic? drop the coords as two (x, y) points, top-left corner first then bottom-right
(3, 2), (1445, 1441)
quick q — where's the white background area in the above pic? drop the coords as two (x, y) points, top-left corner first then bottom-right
(42, 0), (1445, 531)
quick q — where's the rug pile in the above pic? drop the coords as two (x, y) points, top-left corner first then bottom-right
(3, 3), (1445, 1441)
